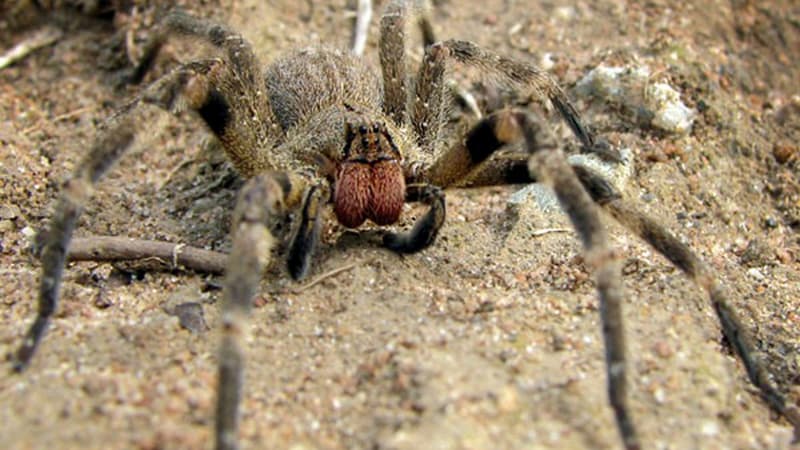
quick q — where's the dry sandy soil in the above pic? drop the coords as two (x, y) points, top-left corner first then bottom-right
(1, 1), (799, 449)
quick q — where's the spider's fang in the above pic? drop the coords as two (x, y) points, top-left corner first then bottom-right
(368, 160), (405, 225)
(333, 162), (371, 228)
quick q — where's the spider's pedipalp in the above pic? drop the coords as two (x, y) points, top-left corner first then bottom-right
(287, 184), (325, 280)
(382, 183), (445, 253)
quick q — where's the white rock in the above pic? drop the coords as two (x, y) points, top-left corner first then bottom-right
(576, 65), (650, 101)
(509, 147), (634, 212)
(646, 82), (696, 134)
(577, 65), (696, 135)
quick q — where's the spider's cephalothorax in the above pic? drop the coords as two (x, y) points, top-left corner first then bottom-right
(234, 45), (415, 232)
(12, 2), (799, 450)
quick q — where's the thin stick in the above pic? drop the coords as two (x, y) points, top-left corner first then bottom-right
(291, 260), (365, 293)
(0, 27), (63, 70)
(21, 105), (97, 135)
(351, 0), (372, 56)
(447, 79), (482, 119)
(531, 227), (571, 236)
(51, 105), (95, 123)
(67, 236), (227, 274)
(124, 6), (140, 66)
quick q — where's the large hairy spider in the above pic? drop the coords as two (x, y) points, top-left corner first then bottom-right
(11, 2), (799, 449)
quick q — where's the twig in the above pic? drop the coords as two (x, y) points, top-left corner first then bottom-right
(292, 260), (366, 293)
(67, 236), (227, 274)
(21, 105), (97, 135)
(124, 6), (140, 66)
(52, 105), (96, 123)
(156, 157), (198, 191)
(447, 79), (482, 119)
(350, 0), (372, 56)
(531, 227), (572, 236)
(0, 26), (63, 70)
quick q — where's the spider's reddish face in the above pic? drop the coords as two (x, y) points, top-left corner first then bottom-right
(333, 121), (406, 228)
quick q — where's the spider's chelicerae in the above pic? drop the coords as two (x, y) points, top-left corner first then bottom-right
(11, 2), (800, 449)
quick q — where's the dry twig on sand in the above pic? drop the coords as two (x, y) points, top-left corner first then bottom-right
(68, 236), (227, 274)
(350, 0), (372, 56)
(0, 27), (63, 70)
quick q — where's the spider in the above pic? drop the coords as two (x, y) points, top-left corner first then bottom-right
(10, 2), (799, 449)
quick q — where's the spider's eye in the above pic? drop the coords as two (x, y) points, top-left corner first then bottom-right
(372, 123), (380, 133)
(358, 125), (368, 134)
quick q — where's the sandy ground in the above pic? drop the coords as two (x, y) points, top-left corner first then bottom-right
(1, 1), (799, 449)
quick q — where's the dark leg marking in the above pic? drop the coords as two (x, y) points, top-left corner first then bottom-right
(198, 88), (232, 137)
(549, 93), (594, 150)
(425, 110), (521, 188)
(465, 115), (507, 164)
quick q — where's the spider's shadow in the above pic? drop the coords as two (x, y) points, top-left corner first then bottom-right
(155, 142), (243, 253)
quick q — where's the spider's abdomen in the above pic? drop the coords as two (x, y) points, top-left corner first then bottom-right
(265, 47), (382, 131)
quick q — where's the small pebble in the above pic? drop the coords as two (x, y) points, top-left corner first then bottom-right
(20, 226), (36, 238)
(739, 239), (774, 267)
(171, 302), (209, 334)
(653, 341), (674, 359)
(0, 204), (20, 220)
(653, 387), (666, 404)
(93, 290), (114, 309)
(776, 248), (793, 264)
(773, 142), (796, 164)
(554, 6), (576, 21)
(746, 268), (765, 281)
(497, 385), (519, 413)
(646, 82), (696, 134)
(700, 420), (719, 437)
